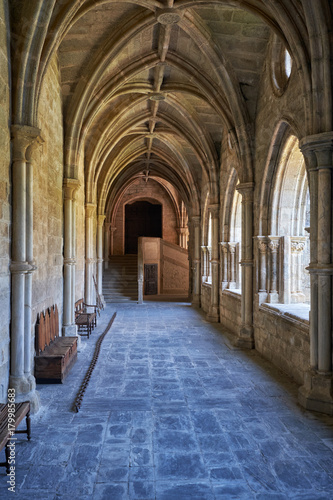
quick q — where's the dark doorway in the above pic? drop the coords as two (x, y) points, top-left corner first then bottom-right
(125, 201), (162, 254)
(144, 264), (158, 295)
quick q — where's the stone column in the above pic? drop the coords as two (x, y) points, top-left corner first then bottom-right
(207, 204), (219, 322)
(63, 178), (79, 336)
(227, 242), (237, 288)
(97, 215), (106, 304)
(201, 246), (208, 281)
(257, 237), (268, 303)
(290, 237), (307, 302)
(10, 125), (40, 410)
(85, 204), (96, 306)
(110, 226), (117, 255)
(299, 132), (333, 415)
(104, 222), (111, 269)
(220, 243), (228, 290)
(177, 227), (187, 249)
(267, 236), (280, 303)
(191, 216), (201, 307)
(71, 186), (78, 325)
(236, 183), (254, 348)
(24, 140), (40, 391)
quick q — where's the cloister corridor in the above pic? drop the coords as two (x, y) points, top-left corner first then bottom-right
(1, 302), (333, 499)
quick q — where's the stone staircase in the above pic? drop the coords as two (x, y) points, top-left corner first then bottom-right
(103, 255), (138, 303)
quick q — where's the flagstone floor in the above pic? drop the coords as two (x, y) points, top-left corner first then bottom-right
(1, 302), (333, 499)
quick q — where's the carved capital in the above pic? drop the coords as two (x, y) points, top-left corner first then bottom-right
(97, 215), (106, 226)
(268, 236), (280, 252)
(228, 242), (237, 254)
(257, 236), (268, 253)
(85, 203), (96, 219)
(11, 125), (41, 162)
(63, 178), (80, 200)
(291, 237), (307, 253)
(236, 182), (255, 200)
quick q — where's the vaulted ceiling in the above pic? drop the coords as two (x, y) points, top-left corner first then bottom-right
(11, 1), (309, 216)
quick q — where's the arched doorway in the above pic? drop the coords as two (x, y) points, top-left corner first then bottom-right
(125, 201), (162, 254)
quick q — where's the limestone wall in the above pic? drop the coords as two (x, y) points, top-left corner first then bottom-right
(0, 0), (10, 401)
(201, 283), (211, 314)
(254, 305), (310, 385)
(33, 54), (64, 332)
(113, 178), (178, 255)
(219, 291), (242, 336)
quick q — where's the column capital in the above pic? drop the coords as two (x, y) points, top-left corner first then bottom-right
(236, 182), (255, 199)
(300, 132), (333, 154)
(63, 178), (80, 200)
(85, 203), (96, 218)
(191, 215), (201, 227)
(110, 226), (117, 233)
(97, 214), (106, 226)
(11, 125), (41, 161)
(208, 204), (219, 217)
(268, 236), (280, 252)
(228, 242), (237, 253)
(290, 236), (307, 253)
(257, 236), (268, 253)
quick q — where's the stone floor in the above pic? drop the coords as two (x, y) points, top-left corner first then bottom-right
(2, 302), (333, 499)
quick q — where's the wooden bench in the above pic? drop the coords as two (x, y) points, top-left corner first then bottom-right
(0, 402), (31, 474)
(75, 299), (97, 339)
(34, 305), (78, 383)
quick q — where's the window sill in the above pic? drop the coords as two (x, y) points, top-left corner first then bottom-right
(222, 288), (242, 298)
(260, 302), (310, 329)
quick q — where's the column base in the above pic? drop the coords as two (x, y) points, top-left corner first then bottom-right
(192, 295), (200, 308)
(267, 292), (279, 303)
(298, 370), (333, 415)
(206, 306), (219, 323)
(9, 375), (40, 413)
(235, 326), (255, 349)
(62, 323), (81, 348)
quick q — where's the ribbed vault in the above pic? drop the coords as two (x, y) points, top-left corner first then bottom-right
(9, 0), (333, 218)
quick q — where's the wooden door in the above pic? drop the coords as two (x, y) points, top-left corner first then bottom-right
(144, 264), (158, 295)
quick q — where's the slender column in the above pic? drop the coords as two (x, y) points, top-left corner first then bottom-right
(298, 132), (333, 415)
(290, 237), (307, 302)
(71, 187), (78, 325)
(63, 178), (79, 336)
(97, 215), (106, 302)
(191, 216), (201, 306)
(207, 205), (219, 322)
(227, 243), (236, 288)
(236, 182), (254, 348)
(267, 236), (280, 302)
(104, 222), (111, 269)
(220, 243), (228, 289)
(10, 125), (40, 409)
(257, 237), (268, 302)
(110, 226), (117, 255)
(85, 204), (96, 306)
(201, 246), (207, 281)
(24, 140), (39, 390)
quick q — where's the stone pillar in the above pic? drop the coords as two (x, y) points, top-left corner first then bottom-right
(71, 187), (78, 325)
(177, 227), (187, 249)
(207, 205), (219, 322)
(104, 222), (111, 269)
(85, 204), (96, 306)
(257, 236), (268, 303)
(236, 183), (254, 348)
(290, 237), (307, 302)
(201, 246), (207, 281)
(110, 226), (117, 255)
(63, 178), (79, 336)
(267, 236), (280, 303)
(220, 243), (228, 290)
(299, 132), (333, 415)
(227, 242), (237, 288)
(97, 215), (106, 304)
(10, 125), (40, 411)
(191, 216), (201, 307)
(138, 237), (144, 304)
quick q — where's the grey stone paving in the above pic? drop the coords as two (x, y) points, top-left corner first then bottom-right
(1, 302), (333, 499)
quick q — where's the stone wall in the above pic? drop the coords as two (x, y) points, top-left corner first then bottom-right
(0, 0), (10, 401)
(113, 178), (178, 255)
(33, 54), (64, 333)
(219, 290), (242, 336)
(201, 283), (211, 314)
(254, 305), (310, 385)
